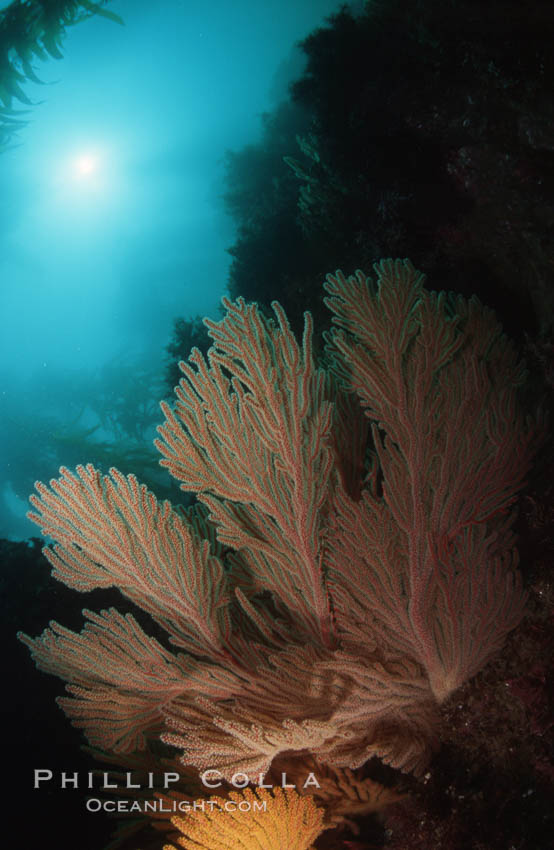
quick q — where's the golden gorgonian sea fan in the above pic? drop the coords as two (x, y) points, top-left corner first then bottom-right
(163, 786), (326, 850)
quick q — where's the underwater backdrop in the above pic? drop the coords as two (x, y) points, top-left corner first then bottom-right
(2, 2), (553, 850)
(0, 0), (342, 540)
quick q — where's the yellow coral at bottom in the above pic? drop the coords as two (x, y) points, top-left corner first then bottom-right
(163, 786), (326, 850)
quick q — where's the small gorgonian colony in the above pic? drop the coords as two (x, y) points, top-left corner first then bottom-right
(163, 786), (326, 850)
(20, 261), (537, 825)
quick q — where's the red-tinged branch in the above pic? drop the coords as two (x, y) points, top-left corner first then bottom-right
(324, 260), (536, 701)
(156, 298), (335, 648)
(27, 464), (234, 664)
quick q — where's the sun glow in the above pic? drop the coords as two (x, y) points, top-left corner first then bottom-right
(34, 136), (128, 223)
(74, 154), (97, 177)
(53, 144), (112, 204)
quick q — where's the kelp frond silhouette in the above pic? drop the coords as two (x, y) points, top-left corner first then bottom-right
(0, 0), (123, 147)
